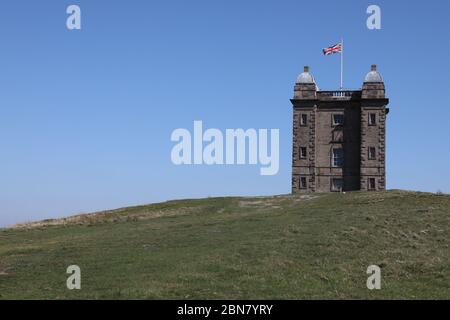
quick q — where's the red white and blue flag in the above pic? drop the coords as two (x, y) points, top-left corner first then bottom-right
(323, 43), (342, 55)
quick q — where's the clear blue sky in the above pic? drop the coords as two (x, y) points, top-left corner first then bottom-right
(1, 0), (449, 227)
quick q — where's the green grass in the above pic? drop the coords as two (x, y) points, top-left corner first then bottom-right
(0, 190), (449, 299)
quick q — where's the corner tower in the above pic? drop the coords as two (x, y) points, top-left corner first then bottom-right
(360, 65), (389, 191)
(291, 65), (389, 193)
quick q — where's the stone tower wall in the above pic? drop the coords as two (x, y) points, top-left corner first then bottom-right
(291, 66), (389, 193)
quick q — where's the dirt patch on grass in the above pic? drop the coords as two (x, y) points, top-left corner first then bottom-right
(9, 205), (204, 230)
(239, 194), (319, 209)
(0, 266), (11, 276)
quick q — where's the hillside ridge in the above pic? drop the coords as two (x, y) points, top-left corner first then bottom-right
(1, 190), (449, 299)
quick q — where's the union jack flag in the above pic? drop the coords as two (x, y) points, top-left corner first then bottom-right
(323, 43), (342, 55)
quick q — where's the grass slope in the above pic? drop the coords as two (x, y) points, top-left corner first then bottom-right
(0, 191), (449, 300)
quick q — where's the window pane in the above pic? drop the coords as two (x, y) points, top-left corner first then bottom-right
(300, 147), (307, 159)
(301, 114), (307, 126)
(369, 147), (376, 160)
(332, 148), (344, 167)
(368, 178), (376, 190)
(300, 177), (307, 189)
(333, 114), (344, 126)
(332, 179), (343, 192)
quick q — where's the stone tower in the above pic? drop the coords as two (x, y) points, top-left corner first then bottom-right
(291, 65), (389, 193)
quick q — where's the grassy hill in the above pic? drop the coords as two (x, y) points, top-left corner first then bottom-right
(0, 190), (449, 300)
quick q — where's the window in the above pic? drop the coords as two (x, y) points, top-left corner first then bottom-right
(300, 114), (308, 126)
(369, 113), (377, 126)
(368, 178), (376, 191)
(332, 148), (344, 167)
(368, 147), (377, 160)
(300, 147), (307, 159)
(333, 114), (344, 126)
(300, 177), (307, 189)
(331, 178), (344, 192)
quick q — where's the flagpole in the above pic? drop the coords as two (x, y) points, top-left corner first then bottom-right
(340, 37), (344, 90)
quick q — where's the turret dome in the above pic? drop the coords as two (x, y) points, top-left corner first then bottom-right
(296, 66), (316, 84)
(364, 64), (383, 83)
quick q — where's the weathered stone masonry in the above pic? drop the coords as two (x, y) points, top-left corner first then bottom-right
(291, 65), (389, 193)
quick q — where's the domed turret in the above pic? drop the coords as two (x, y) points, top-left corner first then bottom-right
(293, 66), (318, 100)
(364, 64), (383, 83)
(362, 64), (385, 99)
(296, 66), (316, 84)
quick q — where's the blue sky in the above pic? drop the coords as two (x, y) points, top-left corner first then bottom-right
(1, 0), (449, 227)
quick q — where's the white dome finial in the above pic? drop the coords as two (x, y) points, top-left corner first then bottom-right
(296, 66), (316, 84)
(364, 64), (383, 83)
